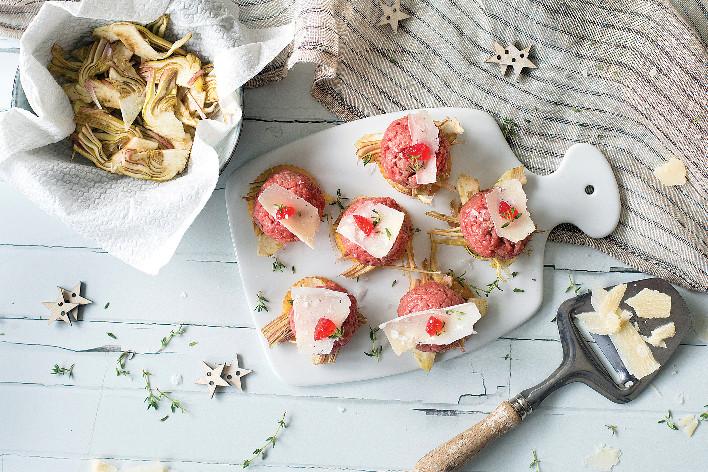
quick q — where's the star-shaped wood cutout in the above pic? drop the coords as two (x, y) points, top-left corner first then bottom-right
(42, 295), (79, 325)
(222, 355), (253, 391)
(485, 42), (537, 81)
(60, 282), (92, 321)
(378, 0), (409, 33)
(195, 362), (229, 398)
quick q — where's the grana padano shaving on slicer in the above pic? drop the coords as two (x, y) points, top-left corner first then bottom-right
(576, 284), (628, 335)
(609, 310), (660, 379)
(642, 322), (676, 348)
(625, 288), (671, 318)
(576, 310), (623, 335)
(291, 286), (351, 356)
(654, 157), (686, 186)
(379, 302), (482, 355)
(257, 183), (321, 248)
(336, 202), (405, 258)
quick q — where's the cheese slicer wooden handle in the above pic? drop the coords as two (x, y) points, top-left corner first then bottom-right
(413, 400), (523, 472)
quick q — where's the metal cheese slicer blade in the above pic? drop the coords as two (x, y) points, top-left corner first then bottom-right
(414, 278), (692, 472)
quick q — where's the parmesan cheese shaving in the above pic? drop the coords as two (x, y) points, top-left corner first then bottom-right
(90, 461), (118, 472)
(257, 184), (321, 248)
(678, 415), (699, 437)
(291, 287), (351, 356)
(642, 322), (676, 348)
(591, 284), (626, 315)
(485, 178), (535, 242)
(379, 302), (482, 355)
(336, 202), (405, 258)
(625, 288), (671, 318)
(609, 311), (661, 379)
(584, 445), (621, 471)
(576, 310), (624, 335)
(654, 157), (687, 186)
(408, 112), (439, 184)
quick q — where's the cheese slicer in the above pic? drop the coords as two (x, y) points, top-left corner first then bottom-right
(414, 277), (692, 472)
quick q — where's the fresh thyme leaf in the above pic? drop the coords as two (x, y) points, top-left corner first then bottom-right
(364, 326), (383, 361)
(658, 410), (678, 430)
(391, 279), (398, 287)
(271, 258), (286, 272)
(700, 405), (708, 421)
(189, 341), (198, 347)
(242, 411), (287, 468)
(446, 269), (467, 285)
(160, 415), (169, 422)
(329, 189), (349, 210)
(255, 291), (270, 312)
(159, 324), (186, 350)
(503, 353), (511, 360)
(605, 424), (618, 436)
(385, 227), (392, 239)
(328, 327), (344, 340)
(471, 277), (503, 298)
(291, 266), (296, 274)
(362, 154), (373, 166)
(513, 288), (525, 293)
(511, 271), (519, 277)
(116, 351), (133, 376)
(104, 302), (110, 309)
(141, 370), (186, 418)
(565, 274), (584, 294)
(107, 332), (117, 339)
(499, 118), (520, 143)
(51, 363), (74, 377)
(529, 449), (541, 472)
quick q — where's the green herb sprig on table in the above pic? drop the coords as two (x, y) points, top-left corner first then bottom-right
(700, 405), (708, 421)
(606, 424), (618, 436)
(364, 326), (383, 361)
(565, 274), (584, 295)
(51, 363), (74, 377)
(116, 351), (133, 376)
(242, 411), (287, 468)
(255, 291), (270, 312)
(658, 410), (679, 430)
(529, 449), (541, 472)
(107, 332), (117, 339)
(471, 278), (503, 298)
(142, 370), (186, 421)
(159, 324), (186, 350)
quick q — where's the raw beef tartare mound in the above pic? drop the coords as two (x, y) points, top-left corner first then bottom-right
(380, 116), (451, 190)
(252, 168), (325, 243)
(397, 281), (466, 353)
(288, 279), (359, 353)
(338, 197), (413, 266)
(459, 190), (530, 260)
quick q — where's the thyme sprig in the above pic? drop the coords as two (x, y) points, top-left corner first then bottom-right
(107, 332), (117, 339)
(446, 269), (467, 285)
(471, 278), (503, 298)
(565, 274), (584, 295)
(330, 189), (349, 210)
(142, 370), (186, 420)
(529, 449), (541, 472)
(159, 324), (186, 350)
(658, 410), (679, 430)
(116, 351), (133, 376)
(255, 291), (269, 312)
(51, 363), (74, 377)
(272, 258), (286, 272)
(605, 424), (618, 436)
(242, 411), (287, 468)
(364, 326), (383, 361)
(700, 405), (708, 421)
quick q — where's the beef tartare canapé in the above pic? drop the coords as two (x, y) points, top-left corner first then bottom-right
(261, 276), (366, 365)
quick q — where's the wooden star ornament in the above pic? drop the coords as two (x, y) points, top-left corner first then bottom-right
(42, 295), (79, 325)
(222, 355), (253, 391)
(195, 362), (230, 398)
(485, 42), (537, 80)
(60, 282), (92, 321)
(378, 0), (409, 33)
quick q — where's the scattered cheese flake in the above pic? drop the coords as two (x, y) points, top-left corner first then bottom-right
(625, 288), (671, 318)
(336, 202), (405, 258)
(654, 157), (686, 186)
(257, 183), (321, 248)
(90, 460), (118, 472)
(485, 178), (535, 242)
(408, 111), (439, 184)
(584, 445), (621, 471)
(591, 284), (626, 315)
(576, 310), (624, 335)
(642, 322), (676, 348)
(291, 287), (351, 356)
(379, 302), (482, 355)
(678, 415), (699, 437)
(609, 314), (660, 379)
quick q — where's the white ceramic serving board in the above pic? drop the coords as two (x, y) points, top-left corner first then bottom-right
(225, 108), (620, 386)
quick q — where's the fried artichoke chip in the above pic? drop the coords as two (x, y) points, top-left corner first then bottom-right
(141, 53), (202, 87)
(75, 107), (142, 152)
(77, 39), (111, 86)
(93, 22), (191, 60)
(145, 14), (169, 37)
(142, 66), (191, 149)
(50, 44), (82, 74)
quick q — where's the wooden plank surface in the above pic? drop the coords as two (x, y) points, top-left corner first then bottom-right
(0, 38), (706, 472)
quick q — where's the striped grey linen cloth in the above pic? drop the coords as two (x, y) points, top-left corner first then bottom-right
(2, 0), (706, 292)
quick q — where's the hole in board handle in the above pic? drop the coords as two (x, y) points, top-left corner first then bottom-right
(585, 185), (595, 195)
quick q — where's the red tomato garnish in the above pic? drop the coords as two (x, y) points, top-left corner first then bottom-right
(353, 214), (375, 236)
(314, 317), (340, 341)
(401, 143), (432, 162)
(275, 204), (296, 220)
(425, 316), (445, 336)
(498, 200), (519, 221)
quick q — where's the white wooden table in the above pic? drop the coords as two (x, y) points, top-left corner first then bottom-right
(1, 37), (706, 472)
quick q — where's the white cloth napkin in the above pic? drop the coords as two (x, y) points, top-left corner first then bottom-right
(0, 0), (294, 274)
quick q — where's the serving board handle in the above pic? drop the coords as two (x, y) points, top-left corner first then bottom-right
(528, 143), (620, 238)
(413, 401), (522, 472)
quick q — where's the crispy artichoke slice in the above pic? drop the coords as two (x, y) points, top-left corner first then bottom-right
(93, 22), (191, 60)
(75, 108), (142, 153)
(77, 39), (111, 86)
(145, 14), (169, 37)
(142, 66), (191, 149)
(141, 53), (202, 87)
(49, 44), (82, 80)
